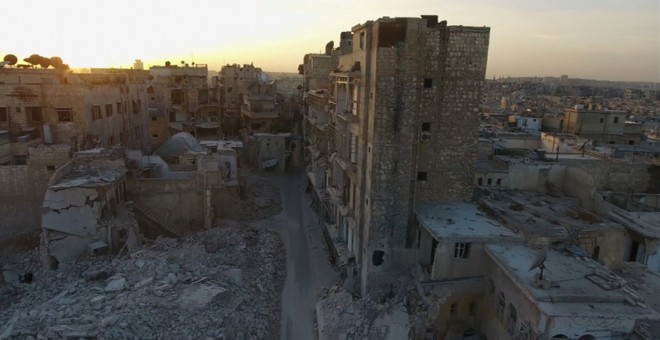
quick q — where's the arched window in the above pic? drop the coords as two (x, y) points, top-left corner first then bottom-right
(578, 336), (596, 340)
(507, 303), (517, 335)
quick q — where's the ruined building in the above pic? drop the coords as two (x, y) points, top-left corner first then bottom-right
(0, 65), (151, 230)
(301, 15), (490, 295)
(147, 64), (221, 149)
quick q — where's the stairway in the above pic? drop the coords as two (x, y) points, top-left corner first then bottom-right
(132, 201), (183, 237)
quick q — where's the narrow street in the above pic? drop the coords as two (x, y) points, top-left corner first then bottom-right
(267, 166), (339, 340)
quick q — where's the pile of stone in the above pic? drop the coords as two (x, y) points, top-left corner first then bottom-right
(0, 224), (285, 339)
(315, 285), (411, 340)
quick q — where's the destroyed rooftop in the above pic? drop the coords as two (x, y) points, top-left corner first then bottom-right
(486, 244), (659, 319)
(480, 191), (625, 240)
(416, 202), (521, 242)
(50, 150), (126, 190)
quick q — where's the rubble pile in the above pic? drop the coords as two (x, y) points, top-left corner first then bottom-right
(0, 224), (285, 339)
(219, 174), (282, 222)
(315, 285), (410, 340)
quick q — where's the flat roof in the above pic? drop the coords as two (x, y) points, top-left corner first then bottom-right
(416, 202), (522, 242)
(486, 244), (658, 318)
(480, 191), (624, 240)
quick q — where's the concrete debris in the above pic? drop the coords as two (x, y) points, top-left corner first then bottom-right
(103, 277), (126, 292)
(0, 223), (285, 339)
(316, 286), (411, 340)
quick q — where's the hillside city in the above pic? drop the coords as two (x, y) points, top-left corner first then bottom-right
(0, 14), (659, 340)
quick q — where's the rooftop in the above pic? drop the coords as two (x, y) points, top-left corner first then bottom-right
(415, 202), (522, 242)
(486, 244), (658, 318)
(480, 191), (624, 241)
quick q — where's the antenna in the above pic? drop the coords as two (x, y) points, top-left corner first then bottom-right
(528, 247), (548, 279)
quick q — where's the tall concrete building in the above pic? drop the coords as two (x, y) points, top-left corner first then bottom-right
(302, 15), (490, 295)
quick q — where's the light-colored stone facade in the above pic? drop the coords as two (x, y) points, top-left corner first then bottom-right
(302, 15), (490, 295)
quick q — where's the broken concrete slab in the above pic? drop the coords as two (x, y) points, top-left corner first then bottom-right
(49, 235), (92, 263)
(225, 268), (242, 286)
(104, 278), (126, 292)
(178, 284), (228, 310)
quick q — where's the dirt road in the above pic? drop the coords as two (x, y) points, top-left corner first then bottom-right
(267, 167), (338, 340)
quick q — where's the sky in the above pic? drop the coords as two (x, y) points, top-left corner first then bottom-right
(2, 0), (659, 82)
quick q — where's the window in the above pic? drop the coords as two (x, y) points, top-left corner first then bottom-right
(116, 102), (123, 114)
(92, 106), (102, 120)
(0, 107), (8, 122)
(497, 292), (506, 318)
(417, 171), (427, 181)
(449, 303), (458, 319)
(151, 116), (157, 121)
(107, 136), (114, 146)
(628, 140), (635, 145)
(152, 133), (158, 138)
(487, 178), (492, 186)
(350, 135), (357, 163)
(613, 117), (619, 123)
(599, 118), (604, 123)
(171, 89), (183, 105)
(56, 108), (72, 122)
(423, 78), (433, 88)
(507, 304), (517, 335)
(105, 104), (113, 117)
(134, 126), (141, 139)
(251, 123), (261, 130)
(469, 301), (477, 317)
(422, 122), (431, 132)
(27, 107), (42, 122)
(478, 178), (483, 186)
(359, 32), (365, 49)
(454, 242), (470, 258)
(496, 178), (502, 186)
(372, 250), (384, 266)
(46, 165), (55, 171)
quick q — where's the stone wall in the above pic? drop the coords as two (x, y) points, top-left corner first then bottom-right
(127, 176), (205, 231)
(359, 18), (489, 294)
(0, 165), (34, 230)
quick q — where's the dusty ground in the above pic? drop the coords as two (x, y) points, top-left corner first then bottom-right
(250, 167), (339, 340)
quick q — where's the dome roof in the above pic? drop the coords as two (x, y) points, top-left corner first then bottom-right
(155, 132), (204, 157)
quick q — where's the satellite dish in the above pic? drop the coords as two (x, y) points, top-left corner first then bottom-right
(529, 246), (549, 280)
(3, 54), (18, 66)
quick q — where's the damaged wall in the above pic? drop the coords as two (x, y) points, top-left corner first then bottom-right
(127, 177), (205, 232)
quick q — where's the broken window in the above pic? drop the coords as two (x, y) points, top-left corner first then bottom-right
(0, 107), (7, 122)
(423, 78), (433, 88)
(454, 242), (470, 258)
(497, 292), (506, 318)
(27, 107), (42, 122)
(92, 106), (102, 120)
(56, 108), (72, 122)
(417, 171), (427, 181)
(449, 303), (458, 319)
(105, 104), (113, 117)
(372, 250), (384, 266)
(171, 89), (183, 105)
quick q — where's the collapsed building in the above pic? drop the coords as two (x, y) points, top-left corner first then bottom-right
(40, 148), (137, 266)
